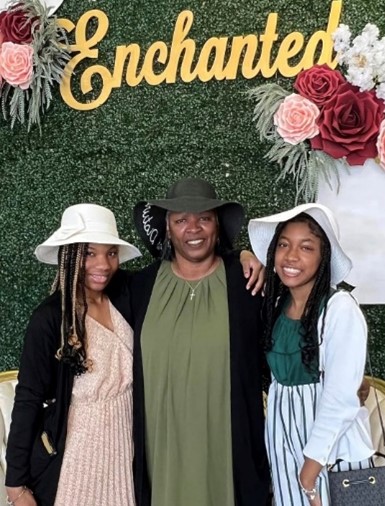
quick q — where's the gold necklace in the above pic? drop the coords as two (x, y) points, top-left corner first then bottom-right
(172, 257), (221, 301)
(184, 278), (205, 301)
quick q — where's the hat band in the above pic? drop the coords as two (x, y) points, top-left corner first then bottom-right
(52, 221), (119, 243)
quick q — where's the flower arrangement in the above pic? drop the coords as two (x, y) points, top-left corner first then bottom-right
(0, 0), (70, 130)
(249, 23), (385, 202)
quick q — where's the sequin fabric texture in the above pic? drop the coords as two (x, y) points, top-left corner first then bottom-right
(54, 302), (135, 506)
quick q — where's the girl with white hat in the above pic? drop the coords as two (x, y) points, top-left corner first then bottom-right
(5, 204), (141, 506)
(248, 203), (374, 506)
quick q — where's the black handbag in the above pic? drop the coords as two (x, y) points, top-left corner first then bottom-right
(328, 458), (385, 505)
(328, 362), (385, 506)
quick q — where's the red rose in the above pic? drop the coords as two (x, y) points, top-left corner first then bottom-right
(294, 64), (345, 108)
(310, 83), (384, 165)
(0, 12), (6, 44)
(0, 6), (35, 44)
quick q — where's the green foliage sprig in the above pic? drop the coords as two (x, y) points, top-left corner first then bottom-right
(248, 83), (342, 203)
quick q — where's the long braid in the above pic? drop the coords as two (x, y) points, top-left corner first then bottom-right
(53, 243), (91, 375)
(262, 223), (288, 352)
(299, 218), (331, 371)
(263, 214), (332, 371)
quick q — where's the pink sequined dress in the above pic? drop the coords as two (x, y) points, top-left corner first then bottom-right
(54, 302), (136, 506)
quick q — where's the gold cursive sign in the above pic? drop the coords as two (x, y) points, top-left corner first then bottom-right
(59, 1), (342, 110)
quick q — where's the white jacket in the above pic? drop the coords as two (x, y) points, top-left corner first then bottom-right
(303, 291), (374, 465)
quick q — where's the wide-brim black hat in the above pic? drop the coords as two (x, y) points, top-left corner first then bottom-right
(133, 178), (245, 258)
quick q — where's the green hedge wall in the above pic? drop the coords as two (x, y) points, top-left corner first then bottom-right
(1, 0), (384, 376)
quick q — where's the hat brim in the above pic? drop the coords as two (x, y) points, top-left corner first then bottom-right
(35, 232), (141, 265)
(134, 200), (244, 258)
(248, 203), (352, 285)
(146, 196), (236, 213)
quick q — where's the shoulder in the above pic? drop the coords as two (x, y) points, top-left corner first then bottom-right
(106, 268), (133, 296)
(132, 260), (161, 283)
(222, 252), (263, 310)
(29, 292), (61, 324)
(222, 250), (240, 267)
(326, 290), (362, 313)
(320, 289), (367, 335)
(22, 292), (62, 354)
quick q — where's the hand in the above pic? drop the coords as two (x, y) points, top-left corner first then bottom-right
(357, 376), (370, 406)
(6, 486), (37, 506)
(240, 250), (265, 295)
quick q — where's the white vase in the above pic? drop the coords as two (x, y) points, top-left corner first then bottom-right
(316, 158), (385, 304)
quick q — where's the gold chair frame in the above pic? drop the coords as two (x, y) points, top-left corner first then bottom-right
(0, 371), (18, 383)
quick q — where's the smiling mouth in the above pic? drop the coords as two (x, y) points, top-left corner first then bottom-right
(186, 239), (204, 246)
(90, 274), (109, 282)
(282, 266), (301, 276)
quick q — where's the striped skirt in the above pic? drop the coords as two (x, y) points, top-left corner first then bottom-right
(265, 379), (372, 506)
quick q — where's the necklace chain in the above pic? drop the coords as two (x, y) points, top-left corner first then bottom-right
(185, 278), (204, 301)
(172, 257), (221, 301)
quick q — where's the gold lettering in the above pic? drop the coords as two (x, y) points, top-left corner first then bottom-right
(113, 44), (142, 87)
(274, 32), (304, 77)
(299, 0), (341, 69)
(195, 37), (229, 82)
(59, 1), (343, 111)
(256, 13), (279, 78)
(142, 41), (169, 85)
(59, 10), (113, 111)
(164, 11), (198, 83)
(222, 35), (258, 80)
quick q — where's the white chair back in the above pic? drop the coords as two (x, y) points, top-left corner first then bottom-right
(0, 371), (18, 506)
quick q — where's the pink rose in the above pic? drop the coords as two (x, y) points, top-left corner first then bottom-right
(274, 93), (320, 145)
(294, 64), (345, 109)
(311, 83), (384, 165)
(376, 120), (385, 170)
(0, 41), (34, 89)
(0, 7), (35, 44)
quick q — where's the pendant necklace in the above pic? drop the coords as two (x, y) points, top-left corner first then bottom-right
(172, 257), (220, 301)
(185, 278), (204, 301)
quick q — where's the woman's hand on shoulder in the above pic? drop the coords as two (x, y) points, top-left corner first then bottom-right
(240, 250), (265, 295)
(6, 486), (37, 506)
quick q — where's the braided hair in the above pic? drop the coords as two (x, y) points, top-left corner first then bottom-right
(262, 213), (331, 372)
(51, 243), (92, 376)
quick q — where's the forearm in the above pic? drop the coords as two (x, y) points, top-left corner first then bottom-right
(299, 457), (323, 489)
(6, 486), (36, 506)
(298, 458), (323, 506)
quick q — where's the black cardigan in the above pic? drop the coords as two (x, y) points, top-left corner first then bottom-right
(5, 284), (134, 506)
(5, 293), (74, 506)
(111, 253), (270, 506)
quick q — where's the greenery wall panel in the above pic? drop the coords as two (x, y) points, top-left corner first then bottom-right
(1, 0), (384, 377)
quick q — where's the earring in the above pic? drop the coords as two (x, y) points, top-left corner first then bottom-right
(162, 237), (172, 259)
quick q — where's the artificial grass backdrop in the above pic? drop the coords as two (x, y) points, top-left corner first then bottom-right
(1, 0), (384, 375)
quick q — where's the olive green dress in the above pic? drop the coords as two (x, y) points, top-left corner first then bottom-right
(141, 260), (234, 506)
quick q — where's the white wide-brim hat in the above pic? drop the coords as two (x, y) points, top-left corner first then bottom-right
(248, 203), (352, 285)
(35, 203), (141, 265)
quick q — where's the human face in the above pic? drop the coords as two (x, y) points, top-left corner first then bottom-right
(167, 210), (219, 264)
(83, 243), (119, 297)
(274, 221), (322, 296)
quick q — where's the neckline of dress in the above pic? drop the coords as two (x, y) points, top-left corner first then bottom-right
(169, 257), (222, 282)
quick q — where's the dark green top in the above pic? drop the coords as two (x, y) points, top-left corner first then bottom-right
(267, 311), (319, 386)
(141, 260), (234, 506)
